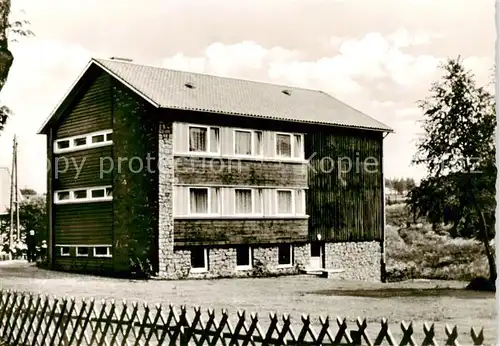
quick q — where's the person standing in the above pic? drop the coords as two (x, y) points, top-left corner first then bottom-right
(26, 230), (36, 262)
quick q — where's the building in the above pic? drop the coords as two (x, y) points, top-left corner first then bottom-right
(38, 57), (393, 281)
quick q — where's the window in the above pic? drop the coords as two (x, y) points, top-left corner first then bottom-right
(53, 130), (113, 154)
(190, 188), (208, 214)
(60, 247), (70, 257)
(92, 134), (105, 143)
(235, 130), (252, 155)
(234, 129), (263, 156)
(235, 189), (252, 214)
(236, 245), (252, 270)
(57, 140), (70, 150)
(94, 246), (111, 257)
(293, 134), (303, 158)
(76, 247), (89, 257)
(276, 190), (293, 214)
(57, 191), (70, 201)
(275, 133), (304, 159)
(55, 186), (113, 204)
(106, 133), (112, 141)
(91, 189), (105, 198)
(276, 134), (292, 157)
(278, 244), (293, 266)
(187, 187), (219, 215)
(74, 137), (87, 147)
(189, 126), (219, 153)
(295, 190), (306, 215)
(73, 190), (87, 199)
(190, 248), (208, 273)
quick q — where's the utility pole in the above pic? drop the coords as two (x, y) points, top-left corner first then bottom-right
(8, 136), (15, 260)
(14, 136), (19, 242)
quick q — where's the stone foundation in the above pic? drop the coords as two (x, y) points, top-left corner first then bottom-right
(158, 243), (309, 279)
(324, 241), (382, 281)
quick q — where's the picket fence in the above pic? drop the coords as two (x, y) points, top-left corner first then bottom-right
(0, 290), (488, 346)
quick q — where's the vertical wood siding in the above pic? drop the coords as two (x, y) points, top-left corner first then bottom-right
(306, 129), (383, 242)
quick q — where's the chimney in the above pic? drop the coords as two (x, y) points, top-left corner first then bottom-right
(109, 57), (133, 62)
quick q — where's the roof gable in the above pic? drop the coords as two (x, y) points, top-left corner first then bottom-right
(39, 58), (393, 134)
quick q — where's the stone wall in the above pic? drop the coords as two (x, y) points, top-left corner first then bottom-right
(324, 241), (382, 281)
(158, 243), (309, 279)
(158, 121), (175, 277)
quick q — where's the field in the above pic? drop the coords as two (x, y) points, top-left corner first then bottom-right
(385, 203), (491, 282)
(0, 261), (495, 345)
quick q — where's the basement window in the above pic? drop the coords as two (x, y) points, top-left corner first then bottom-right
(60, 247), (70, 257)
(76, 247), (89, 257)
(93, 246), (111, 257)
(278, 244), (293, 267)
(190, 248), (208, 273)
(106, 187), (113, 197)
(106, 133), (113, 141)
(236, 245), (252, 270)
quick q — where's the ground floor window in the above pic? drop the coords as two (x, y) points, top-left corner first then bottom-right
(278, 244), (293, 267)
(76, 247), (89, 257)
(236, 245), (252, 270)
(190, 248), (208, 273)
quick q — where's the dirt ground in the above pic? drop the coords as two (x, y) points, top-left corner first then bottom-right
(0, 261), (496, 345)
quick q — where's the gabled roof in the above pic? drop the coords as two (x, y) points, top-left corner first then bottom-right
(38, 57), (393, 134)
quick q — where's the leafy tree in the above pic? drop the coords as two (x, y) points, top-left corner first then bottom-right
(408, 56), (496, 282)
(0, 1), (33, 132)
(1, 195), (47, 247)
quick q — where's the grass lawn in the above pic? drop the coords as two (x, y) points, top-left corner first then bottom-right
(0, 262), (495, 345)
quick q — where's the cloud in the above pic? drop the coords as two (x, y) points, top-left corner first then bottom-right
(0, 37), (91, 193)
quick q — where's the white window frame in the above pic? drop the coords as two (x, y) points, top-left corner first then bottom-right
(188, 125), (220, 154)
(275, 189), (295, 216)
(277, 244), (293, 268)
(188, 187), (220, 216)
(295, 189), (306, 216)
(76, 246), (90, 257)
(234, 188), (263, 216)
(232, 128), (263, 158)
(53, 129), (113, 154)
(190, 248), (208, 273)
(93, 246), (112, 258)
(236, 245), (253, 270)
(274, 132), (304, 159)
(59, 246), (70, 257)
(54, 186), (113, 205)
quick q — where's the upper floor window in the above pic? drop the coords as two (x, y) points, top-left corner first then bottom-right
(276, 133), (304, 159)
(54, 130), (113, 154)
(189, 187), (220, 215)
(55, 186), (113, 204)
(189, 126), (220, 154)
(234, 188), (263, 215)
(234, 129), (263, 157)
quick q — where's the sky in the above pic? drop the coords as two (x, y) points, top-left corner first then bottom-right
(0, 0), (495, 193)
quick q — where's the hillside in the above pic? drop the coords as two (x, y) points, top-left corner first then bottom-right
(385, 203), (490, 282)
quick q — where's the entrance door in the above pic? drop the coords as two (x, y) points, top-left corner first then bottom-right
(309, 242), (324, 270)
